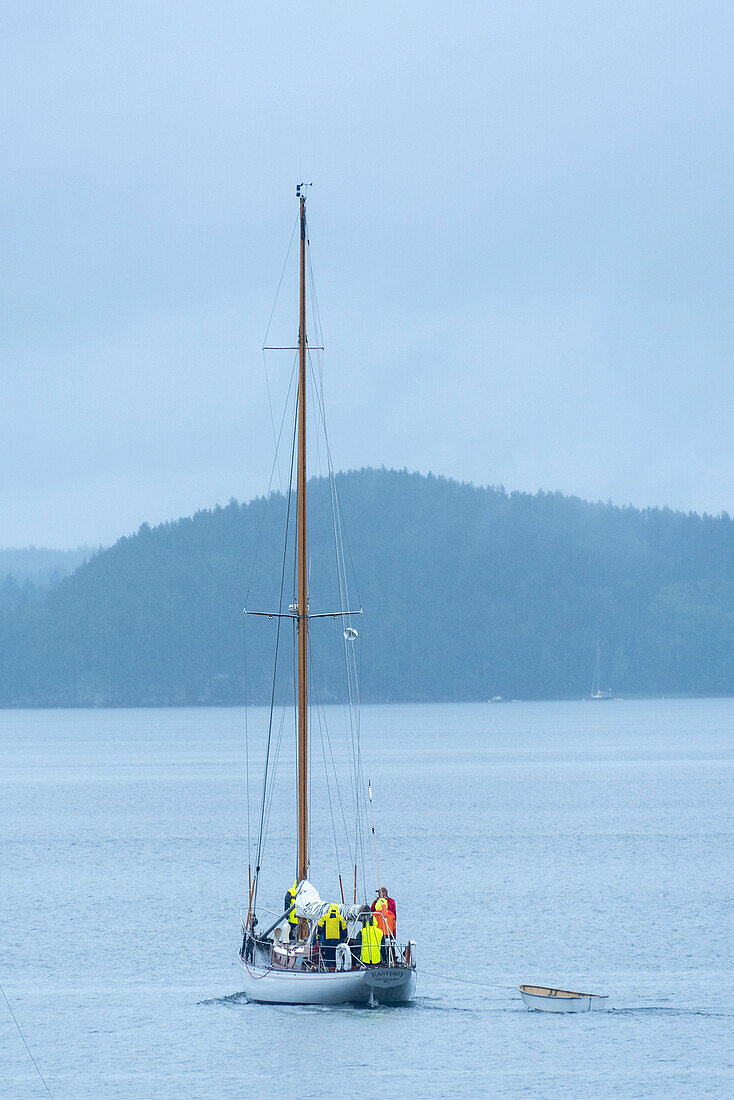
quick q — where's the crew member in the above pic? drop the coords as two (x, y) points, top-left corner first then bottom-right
(357, 913), (384, 967)
(371, 887), (396, 932)
(284, 881), (299, 941)
(317, 903), (347, 969)
(373, 894), (396, 938)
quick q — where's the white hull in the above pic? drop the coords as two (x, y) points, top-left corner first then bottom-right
(519, 986), (609, 1012)
(240, 958), (417, 1005)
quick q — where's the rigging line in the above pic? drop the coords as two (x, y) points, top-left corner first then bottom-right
(304, 292), (364, 831)
(328, 561), (360, 848)
(309, 366), (363, 612)
(327, 479), (360, 750)
(260, 697), (290, 862)
(325, 464), (348, 632)
(290, 374), (301, 614)
(258, 405), (298, 852)
(252, 593), (283, 910)
(340, 592), (365, 839)
(306, 240), (325, 358)
(308, 634), (346, 877)
(309, 438), (364, 753)
(313, 675), (342, 878)
(302, 302), (361, 618)
(260, 212), (298, 497)
(350, 677), (372, 897)
(263, 213), (299, 348)
(330, 533), (366, 885)
(311, 378), (362, 805)
(357, 611), (364, 741)
(305, 256), (326, 478)
(368, 780), (382, 892)
(314, 380), (363, 618)
(260, 644), (296, 860)
(314, 648), (356, 868)
(349, 723), (369, 898)
(243, 612), (251, 870)
(255, 641), (291, 893)
(289, 387), (302, 871)
(304, 241), (324, 407)
(245, 354), (298, 604)
(304, 230), (369, 891)
(252, 388), (299, 916)
(307, 352), (324, 482)
(306, 253), (325, 401)
(261, 349), (284, 492)
(293, 617), (300, 876)
(327, 530), (363, 882)
(357, 633), (366, 885)
(303, 711), (314, 874)
(347, 613), (366, 877)
(358, 769), (372, 899)
(330, 470), (363, 610)
(333, 571), (362, 866)
(0, 983), (53, 1098)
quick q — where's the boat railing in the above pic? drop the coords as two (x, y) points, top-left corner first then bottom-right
(267, 938), (417, 972)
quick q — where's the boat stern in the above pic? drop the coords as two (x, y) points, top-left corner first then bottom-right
(365, 964), (417, 1003)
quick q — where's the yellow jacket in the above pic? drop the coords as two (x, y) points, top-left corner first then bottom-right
(285, 882), (299, 925)
(318, 904), (347, 942)
(359, 921), (383, 964)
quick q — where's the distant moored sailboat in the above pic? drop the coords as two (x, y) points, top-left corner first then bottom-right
(590, 642), (612, 700)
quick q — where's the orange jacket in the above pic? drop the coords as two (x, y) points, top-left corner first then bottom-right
(374, 897), (396, 936)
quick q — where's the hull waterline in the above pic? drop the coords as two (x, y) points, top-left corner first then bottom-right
(239, 958), (417, 1005)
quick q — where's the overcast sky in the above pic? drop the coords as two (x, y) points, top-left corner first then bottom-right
(2, 1), (732, 548)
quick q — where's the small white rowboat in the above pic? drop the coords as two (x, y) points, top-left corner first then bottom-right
(519, 984), (609, 1012)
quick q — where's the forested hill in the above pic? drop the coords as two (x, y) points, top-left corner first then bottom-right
(1, 468), (733, 706)
(0, 546), (92, 586)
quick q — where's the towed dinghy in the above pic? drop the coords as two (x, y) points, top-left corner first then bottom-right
(519, 985), (609, 1012)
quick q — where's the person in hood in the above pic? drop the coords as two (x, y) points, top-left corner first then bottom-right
(283, 881), (299, 941)
(356, 912), (384, 967)
(317, 903), (347, 969)
(373, 894), (396, 937)
(371, 887), (396, 932)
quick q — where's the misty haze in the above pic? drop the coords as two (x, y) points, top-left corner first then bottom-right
(2, 4), (733, 1099)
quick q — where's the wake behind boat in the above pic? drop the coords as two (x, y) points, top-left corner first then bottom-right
(237, 186), (416, 1006)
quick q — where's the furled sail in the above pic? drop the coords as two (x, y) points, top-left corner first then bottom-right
(294, 879), (366, 923)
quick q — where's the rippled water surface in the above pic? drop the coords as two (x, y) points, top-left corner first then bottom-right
(2, 699), (733, 1097)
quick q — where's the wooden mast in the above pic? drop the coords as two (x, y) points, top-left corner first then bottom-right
(296, 185), (308, 884)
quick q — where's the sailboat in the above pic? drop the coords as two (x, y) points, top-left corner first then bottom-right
(589, 642), (612, 700)
(237, 186), (417, 1005)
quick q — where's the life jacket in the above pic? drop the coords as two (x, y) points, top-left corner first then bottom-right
(286, 881), (299, 924)
(374, 897), (396, 936)
(360, 921), (383, 964)
(318, 903), (347, 941)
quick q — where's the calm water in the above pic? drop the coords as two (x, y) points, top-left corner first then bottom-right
(2, 699), (733, 1098)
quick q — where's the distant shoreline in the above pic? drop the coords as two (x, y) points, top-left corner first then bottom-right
(2, 692), (734, 712)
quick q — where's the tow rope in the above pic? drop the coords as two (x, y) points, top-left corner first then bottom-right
(420, 969), (513, 990)
(1, 982), (54, 1097)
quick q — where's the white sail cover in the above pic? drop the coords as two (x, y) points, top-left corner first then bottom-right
(293, 879), (322, 919)
(293, 879), (367, 923)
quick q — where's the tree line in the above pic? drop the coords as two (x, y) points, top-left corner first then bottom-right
(1, 468), (733, 706)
